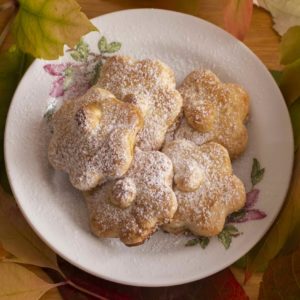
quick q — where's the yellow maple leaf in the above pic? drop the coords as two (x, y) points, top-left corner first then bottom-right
(13, 0), (98, 59)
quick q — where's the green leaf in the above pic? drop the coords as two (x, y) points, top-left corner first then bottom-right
(251, 158), (265, 186)
(198, 236), (210, 249)
(0, 262), (61, 300)
(185, 238), (199, 247)
(280, 26), (300, 65)
(106, 41), (122, 53)
(218, 230), (232, 250)
(13, 0), (97, 59)
(228, 209), (246, 222)
(0, 46), (33, 192)
(280, 59), (300, 105)
(245, 150), (300, 281)
(98, 36), (108, 53)
(270, 70), (282, 85)
(289, 98), (300, 151)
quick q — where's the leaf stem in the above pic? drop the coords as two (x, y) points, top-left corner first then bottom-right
(65, 279), (109, 300)
(56, 268), (109, 300)
(0, 14), (14, 48)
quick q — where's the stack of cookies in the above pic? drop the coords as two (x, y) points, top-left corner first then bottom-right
(48, 55), (249, 246)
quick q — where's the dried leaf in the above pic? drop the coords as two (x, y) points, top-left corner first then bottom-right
(280, 26), (300, 65)
(280, 59), (300, 105)
(259, 248), (300, 299)
(289, 98), (300, 151)
(0, 262), (61, 300)
(0, 188), (59, 271)
(13, 0), (97, 59)
(223, 0), (254, 40)
(245, 150), (300, 281)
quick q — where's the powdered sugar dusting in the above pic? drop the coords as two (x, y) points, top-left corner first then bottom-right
(85, 148), (178, 245)
(163, 139), (246, 236)
(98, 55), (182, 150)
(48, 87), (143, 191)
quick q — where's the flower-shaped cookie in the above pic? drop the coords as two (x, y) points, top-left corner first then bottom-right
(174, 70), (249, 158)
(162, 139), (246, 236)
(98, 55), (183, 150)
(48, 87), (143, 191)
(84, 148), (178, 246)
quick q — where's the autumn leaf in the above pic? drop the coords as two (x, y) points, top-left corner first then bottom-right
(280, 26), (300, 65)
(259, 248), (300, 299)
(0, 188), (59, 271)
(223, 0), (253, 40)
(245, 150), (300, 281)
(12, 0), (97, 59)
(0, 262), (64, 300)
(280, 58), (300, 105)
(0, 46), (33, 192)
(289, 98), (300, 151)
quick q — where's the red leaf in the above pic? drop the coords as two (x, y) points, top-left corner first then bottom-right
(223, 0), (253, 41)
(259, 248), (300, 299)
(56, 258), (248, 300)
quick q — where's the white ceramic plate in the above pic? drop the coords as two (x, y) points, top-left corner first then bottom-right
(5, 9), (294, 287)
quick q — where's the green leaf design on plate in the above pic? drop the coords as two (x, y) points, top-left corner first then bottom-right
(198, 236), (210, 249)
(12, 0), (97, 60)
(185, 238), (199, 247)
(218, 225), (240, 250)
(185, 236), (210, 249)
(98, 36), (108, 53)
(106, 41), (122, 53)
(251, 158), (265, 186)
(70, 39), (89, 62)
(98, 36), (121, 53)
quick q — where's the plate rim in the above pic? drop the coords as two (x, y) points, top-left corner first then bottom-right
(4, 8), (294, 287)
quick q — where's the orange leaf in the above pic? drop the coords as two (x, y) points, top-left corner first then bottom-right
(223, 0), (253, 40)
(0, 262), (64, 300)
(259, 248), (300, 299)
(0, 187), (59, 271)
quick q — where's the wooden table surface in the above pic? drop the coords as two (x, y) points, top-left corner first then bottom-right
(0, 1), (279, 299)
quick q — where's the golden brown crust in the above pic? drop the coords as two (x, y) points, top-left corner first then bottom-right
(48, 87), (143, 191)
(175, 70), (249, 158)
(84, 148), (178, 246)
(98, 55), (183, 150)
(162, 139), (246, 237)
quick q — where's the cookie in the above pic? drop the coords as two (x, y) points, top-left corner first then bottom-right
(98, 55), (183, 150)
(48, 87), (143, 191)
(84, 148), (178, 246)
(162, 139), (246, 236)
(174, 70), (249, 158)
